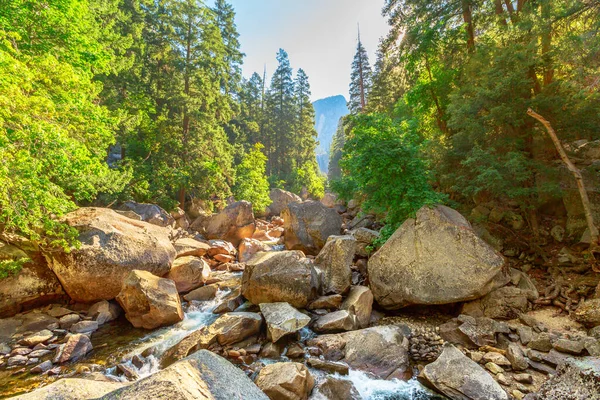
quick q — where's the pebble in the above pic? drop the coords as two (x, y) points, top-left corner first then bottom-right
(512, 389), (525, 400)
(513, 373), (533, 384)
(496, 373), (509, 385)
(31, 360), (53, 374)
(485, 362), (504, 375)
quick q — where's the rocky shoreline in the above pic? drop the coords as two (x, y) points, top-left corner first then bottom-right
(0, 189), (599, 399)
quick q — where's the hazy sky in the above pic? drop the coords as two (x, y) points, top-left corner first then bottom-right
(225, 0), (390, 101)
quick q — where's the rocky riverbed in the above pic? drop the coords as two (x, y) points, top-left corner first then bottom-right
(0, 190), (599, 399)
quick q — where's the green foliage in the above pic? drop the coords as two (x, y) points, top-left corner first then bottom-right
(349, 35), (373, 114)
(289, 161), (326, 199)
(233, 144), (271, 212)
(0, 258), (28, 280)
(0, 1), (128, 248)
(332, 113), (444, 228)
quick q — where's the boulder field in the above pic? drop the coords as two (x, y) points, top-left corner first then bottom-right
(1, 199), (599, 400)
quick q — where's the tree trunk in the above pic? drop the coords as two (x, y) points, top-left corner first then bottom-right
(462, 0), (476, 53)
(495, 0), (507, 26)
(527, 108), (599, 248)
(179, 187), (186, 211)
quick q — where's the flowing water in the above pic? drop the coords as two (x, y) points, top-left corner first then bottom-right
(2, 288), (444, 399)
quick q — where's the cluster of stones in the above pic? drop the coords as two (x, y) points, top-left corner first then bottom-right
(409, 327), (445, 362)
(0, 300), (119, 376)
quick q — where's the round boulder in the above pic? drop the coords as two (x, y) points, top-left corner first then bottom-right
(282, 201), (342, 256)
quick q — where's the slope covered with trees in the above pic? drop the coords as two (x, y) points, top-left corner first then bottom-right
(0, 0), (323, 250)
(332, 0), (600, 244)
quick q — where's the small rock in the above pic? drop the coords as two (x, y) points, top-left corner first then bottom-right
(514, 373), (533, 384)
(19, 330), (54, 346)
(30, 360), (53, 374)
(29, 349), (51, 358)
(506, 344), (528, 371)
(116, 363), (140, 380)
(10, 347), (32, 357)
(54, 334), (93, 363)
(482, 352), (511, 367)
(285, 343), (305, 359)
(517, 326), (533, 345)
(70, 320), (99, 334)
(527, 333), (553, 352)
(59, 314), (81, 330)
(7, 355), (28, 367)
(512, 389), (525, 400)
(552, 338), (584, 355)
(485, 362), (504, 374)
(496, 373), (509, 385)
(307, 358), (349, 375)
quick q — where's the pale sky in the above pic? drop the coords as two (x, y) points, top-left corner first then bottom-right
(225, 0), (390, 101)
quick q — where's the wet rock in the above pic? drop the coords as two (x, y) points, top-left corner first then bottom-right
(116, 363), (139, 380)
(260, 303), (311, 342)
(105, 350), (268, 400)
(368, 205), (508, 309)
(212, 288), (244, 314)
(308, 295), (342, 310)
(242, 251), (318, 308)
(314, 235), (355, 294)
(260, 342), (284, 359)
(255, 362), (315, 400)
(173, 238), (210, 258)
(19, 329), (53, 346)
(11, 347), (32, 356)
(116, 270), (184, 330)
(69, 320), (98, 334)
(312, 310), (357, 333)
(308, 326), (410, 379)
(209, 312), (263, 346)
(87, 300), (121, 325)
(420, 344), (508, 400)
(13, 378), (125, 400)
(314, 376), (360, 400)
(183, 284), (219, 302)
(340, 285), (373, 329)
(46, 208), (175, 303)
(165, 256), (211, 293)
(29, 349), (51, 358)
(282, 201), (342, 256)
(306, 358), (349, 375)
(269, 189), (302, 216)
(54, 334), (93, 363)
(285, 343), (305, 359)
(572, 299), (600, 328)
(160, 328), (216, 368)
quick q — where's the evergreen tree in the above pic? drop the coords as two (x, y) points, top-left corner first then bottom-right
(328, 118), (347, 180)
(293, 68), (319, 168)
(348, 29), (373, 114)
(212, 0), (243, 97)
(265, 49), (296, 178)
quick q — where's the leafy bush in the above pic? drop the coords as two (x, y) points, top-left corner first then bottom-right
(233, 144), (271, 213)
(332, 112), (444, 232)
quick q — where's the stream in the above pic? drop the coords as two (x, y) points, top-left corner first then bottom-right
(1, 288), (444, 399)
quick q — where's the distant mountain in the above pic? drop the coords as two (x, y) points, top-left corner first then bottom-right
(313, 95), (349, 173)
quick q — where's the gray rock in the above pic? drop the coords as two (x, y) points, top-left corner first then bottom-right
(314, 376), (361, 400)
(58, 314), (80, 330)
(242, 251), (318, 308)
(420, 344), (509, 400)
(102, 350), (268, 400)
(260, 302), (311, 342)
(534, 357), (600, 399)
(255, 362), (314, 400)
(341, 285), (373, 329)
(12, 378), (125, 400)
(553, 338), (584, 355)
(19, 329), (53, 346)
(282, 201), (342, 255)
(308, 294), (342, 310)
(53, 334), (93, 363)
(518, 326), (534, 345)
(528, 333), (553, 352)
(314, 235), (355, 295)
(183, 284), (219, 302)
(507, 343), (529, 371)
(269, 189), (302, 216)
(30, 360), (53, 374)
(368, 206), (508, 309)
(313, 310), (357, 333)
(70, 320), (98, 334)
(7, 355), (28, 366)
(308, 326), (410, 379)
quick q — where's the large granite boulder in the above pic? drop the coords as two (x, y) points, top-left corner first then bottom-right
(199, 201), (255, 246)
(260, 302), (311, 342)
(419, 344), (508, 400)
(120, 201), (174, 227)
(116, 270), (183, 329)
(368, 205), (508, 309)
(314, 235), (355, 295)
(208, 312), (263, 346)
(165, 256), (210, 293)
(0, 240), (66, 317)
(13, 379), (126, 400)
(103, 350), (268, 400)
(255, 362), (315, 400)
(46, 208), (176, 303)
(269, 189), (302, 216)
(282, 201), (342, 256)
(307, 326), (410, 379)
(242, 251), (318, 308)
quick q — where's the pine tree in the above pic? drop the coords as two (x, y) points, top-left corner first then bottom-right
(348, 28), (373, 114)
(266, 49), (296, 178)
(293, 68), (318, 167)
(212, 0), (243, 97)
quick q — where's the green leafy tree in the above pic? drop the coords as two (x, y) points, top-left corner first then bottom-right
(233, 144), (271, 213)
